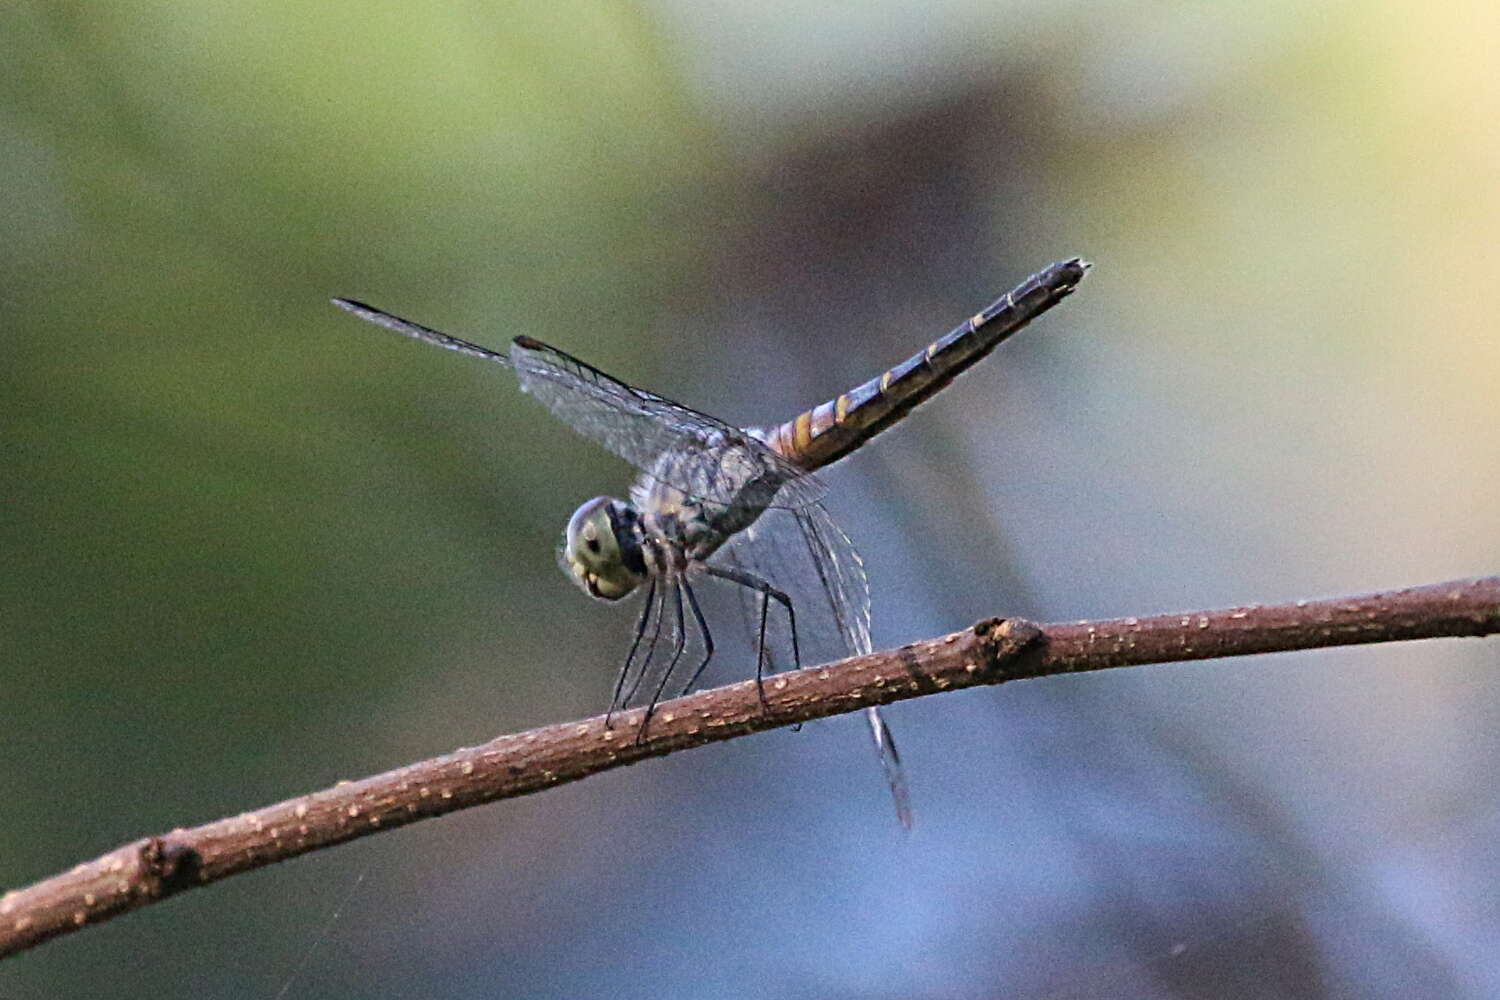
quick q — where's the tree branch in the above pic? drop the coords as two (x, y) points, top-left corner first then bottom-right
(3, 575), (1497, 960)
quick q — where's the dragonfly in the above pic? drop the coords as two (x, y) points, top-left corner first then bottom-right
(333, 257), (1089, 828)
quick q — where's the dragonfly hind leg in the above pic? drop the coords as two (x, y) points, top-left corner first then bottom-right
(702, 563), (800, 715)
(674, 580), (715, 699)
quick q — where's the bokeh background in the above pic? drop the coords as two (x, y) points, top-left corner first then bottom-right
(5, 2), (1500, 997)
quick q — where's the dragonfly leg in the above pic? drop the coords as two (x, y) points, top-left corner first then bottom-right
(753, 590), (771, 711)
(701, 563), (798, 716)
(674, 579), (714, 698)
(638, 580), (688, 742)
(606, 576), (657, 729)
(621, 578), (668, 710)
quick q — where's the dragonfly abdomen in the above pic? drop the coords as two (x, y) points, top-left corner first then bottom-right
(759, 258), (1088, 472)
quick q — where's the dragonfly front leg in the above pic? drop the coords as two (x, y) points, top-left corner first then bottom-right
(620, 579), (668, 712)
(702, 563), (800, 715)
(607, 576), (657, 729)
(637, 580), (688, 742)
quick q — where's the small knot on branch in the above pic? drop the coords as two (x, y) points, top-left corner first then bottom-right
(144, 839), (203, 898)
(972, 617), (1044, 682)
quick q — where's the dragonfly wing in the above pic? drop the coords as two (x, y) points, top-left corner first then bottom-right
(866, 704), (913, 830)
(788, 503), (912, 829)
(716, 502), (911, 828)
(509, 335), (828, 509)
(331, 299), (512, 366)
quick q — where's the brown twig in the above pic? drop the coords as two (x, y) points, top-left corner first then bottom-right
(3, 575), (1497, 960)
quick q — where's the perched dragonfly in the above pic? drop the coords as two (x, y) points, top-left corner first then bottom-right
(333, 257), (1088, 828)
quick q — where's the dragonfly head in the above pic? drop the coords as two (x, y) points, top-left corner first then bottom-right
(560, 496), (646, 601)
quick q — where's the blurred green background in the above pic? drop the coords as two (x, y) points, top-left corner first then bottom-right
(5, 1), (1500, 997)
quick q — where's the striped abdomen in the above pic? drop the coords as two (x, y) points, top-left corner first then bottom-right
(757, 258), (1089, 472)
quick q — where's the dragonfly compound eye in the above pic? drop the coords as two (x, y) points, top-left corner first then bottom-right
(562, 496), (642, 601)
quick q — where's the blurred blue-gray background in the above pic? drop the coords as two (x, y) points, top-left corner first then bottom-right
(5, 2), (1500, 997)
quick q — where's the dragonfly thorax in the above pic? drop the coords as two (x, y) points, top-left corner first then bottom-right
(560, 496), (648, 601)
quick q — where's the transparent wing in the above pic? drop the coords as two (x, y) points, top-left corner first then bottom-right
(332, 301), (824, 509)
(331, 299), (512, 365)
(716, 503), (911, 828)
(509, 335), (828, 509)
